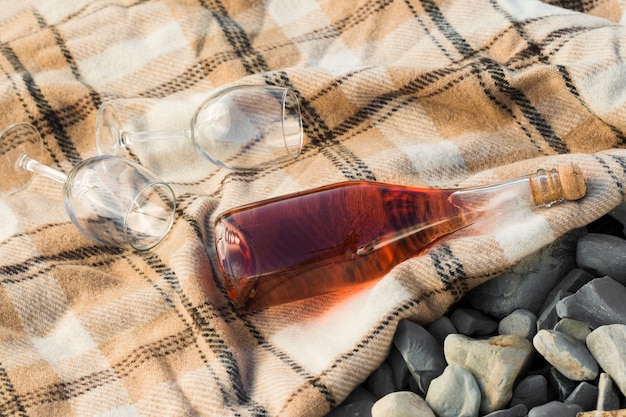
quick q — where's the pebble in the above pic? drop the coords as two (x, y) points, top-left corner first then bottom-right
(342, 385), (377, 404)
(576, 233), (626, 285)
(536, 290), (571, 330)
(510, 374), (549, 409)
(327, 385), (376, 417)
(550, 367), (579, 401)
(597, 373), (621, 411)
(553, 318), (591, 342)
(444, 334), (534, 414)
(450, 308), (498, 336)
(425, 316), (457, 345)
(371, 391), (435, 417)
(587, 325), (626, 396)
(539, 268), (595, 312)
(386, 346), (410, 390)
(532, 329), (598, 381)
(578, 411), (626, 417)
(392, 320), (446, 394)
(466, 232), (578, 318)
(564, 381), (598, 411)
(366, 362), (397, 399)
(483, 404), (528, 417)
(608, 202), (626, 234)
(425, 364), (481, 417)
(498, 309), (537, 340)
(556, 276), (626, 328)
(527, 400), (583, 417)
(325, 400), (374, 417)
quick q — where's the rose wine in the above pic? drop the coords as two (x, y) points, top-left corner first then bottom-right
(214, 165), (585, 310)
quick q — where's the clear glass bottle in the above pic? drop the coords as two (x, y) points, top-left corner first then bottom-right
(214, 164), (585, 310)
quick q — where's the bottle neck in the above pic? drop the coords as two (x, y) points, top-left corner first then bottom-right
(449, 168), (568, 213)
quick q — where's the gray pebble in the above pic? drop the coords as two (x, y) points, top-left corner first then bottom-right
(533, 329), (598, 381)
(393, 320), (446, 395)
(425, 315), (457, 345)
(325, 400), (373, 417)
(407, 375), (422, 395)
(553, 318), (591, 342)
(576, 233), (626, 285)
(528, 401), (583, 417)
(549, 367), (578, 401)
(564, 381), (598, 411)
(444, 334), (534, 414)
(608, 203), (626, 235)
(425, 364), (480, 417)
(510, 374), (549, 409)
(341, 385), (377, 404)
(386, 346), (410, 390)
(366, 362), (397, 399)
(466, 232), (578, 318)
(450, 308), (498, 336)
(587, 325), (626, 397)
(371, 391), (435, 417)
(539, 268), (595, 313)
(597, 373), (621, 411)
(556, 276), (626, 329)
(536, 290), (571, 331)
(499, 309), (537, 340)
(482, 404), (528, 417)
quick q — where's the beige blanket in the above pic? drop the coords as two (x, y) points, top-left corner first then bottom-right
(2, 0), (626, 415)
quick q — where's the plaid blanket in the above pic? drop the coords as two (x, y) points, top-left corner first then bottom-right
(2, 0), (626, 416)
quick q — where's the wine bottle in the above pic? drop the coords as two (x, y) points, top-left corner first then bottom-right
(214, 164), (585, 310)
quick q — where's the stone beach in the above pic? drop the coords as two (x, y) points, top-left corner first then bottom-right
(324, 212), (626, 417)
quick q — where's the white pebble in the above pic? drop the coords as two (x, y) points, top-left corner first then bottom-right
(371, 391), (436, 417)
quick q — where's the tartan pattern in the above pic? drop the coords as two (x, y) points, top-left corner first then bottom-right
(2, 0), (626, 415)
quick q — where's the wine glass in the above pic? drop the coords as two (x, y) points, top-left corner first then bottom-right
(96, 84), (304, 170)
(0, 123), (176, 250)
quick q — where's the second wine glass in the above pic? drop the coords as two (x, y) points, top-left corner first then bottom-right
(1, 123), (176, 251)
(96, 85), (304, 170)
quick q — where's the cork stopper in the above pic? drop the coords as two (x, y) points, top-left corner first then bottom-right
(557, 163), (586, 201)
(529, 163), (586, 207)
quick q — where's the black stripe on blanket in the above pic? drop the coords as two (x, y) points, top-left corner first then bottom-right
(134, 251), (269, 415)
(430, 243), (468, 302)
(199, 0), (269, 75)
(265, 71), (377, 181)
(0, 43), (81, 164)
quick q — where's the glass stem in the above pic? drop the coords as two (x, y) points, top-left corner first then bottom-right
(120, 128), (190, 147)
(17, 152), (67, 184)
